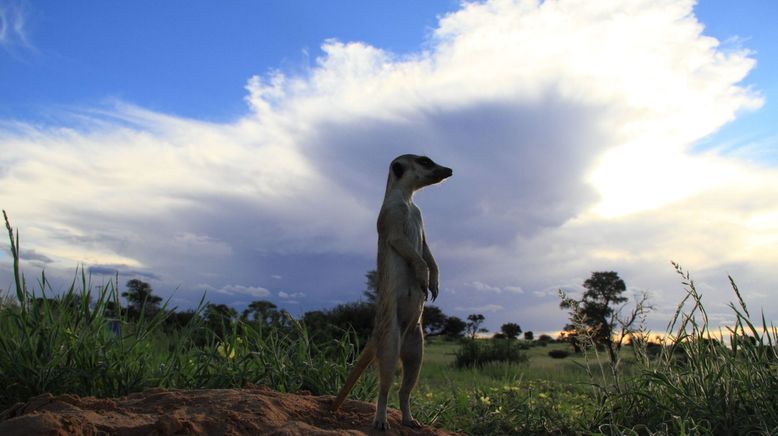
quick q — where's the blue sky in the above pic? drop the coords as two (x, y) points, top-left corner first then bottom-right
(1, 1), (459, 121)
(1, 0), (777, 334)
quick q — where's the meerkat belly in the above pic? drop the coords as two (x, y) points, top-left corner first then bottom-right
(387, 226), (425, 329)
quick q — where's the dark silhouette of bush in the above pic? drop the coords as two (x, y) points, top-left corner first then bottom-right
(454, 339), (528, 368)
(548, 349), (570, 359)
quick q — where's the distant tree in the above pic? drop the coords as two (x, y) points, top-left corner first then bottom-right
(466, 314), (486, 339)
(423, 305), (447, 336)
(560, 272), (627, 351)
(560, 271), (650, 364)
(205, 303), (237, 339)
(122, 279), (162, 317)
(363, 270), (379, 304)
(524, 331), (534, 341)
(303, 301), (375, 347)
(242, 300), (279, 326)
(500, 322), (522, 339)
(442, 316), (467, 339)
(538, 334), (553, 343)
(558, 324), (583, 353)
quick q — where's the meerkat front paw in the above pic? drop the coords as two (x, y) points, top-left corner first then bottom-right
(414, 261), (430, 292)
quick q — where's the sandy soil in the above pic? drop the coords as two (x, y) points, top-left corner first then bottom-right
(0, 385), (456, 436)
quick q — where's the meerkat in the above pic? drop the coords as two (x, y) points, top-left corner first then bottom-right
(332, 154), (453, 430)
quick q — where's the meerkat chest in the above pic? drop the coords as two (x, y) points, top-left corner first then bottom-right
(405, 204), (424, 251)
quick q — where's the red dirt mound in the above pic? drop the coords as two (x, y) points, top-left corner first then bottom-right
(0, 386), (456, 436)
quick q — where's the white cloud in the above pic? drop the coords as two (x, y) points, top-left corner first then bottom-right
(0, 0), (772, 332)
(0, 2), (34, 57)
(205, 284), (271, 298)
(455, 304), (504, 313)
(470, 281), (523, 294)
(278, 291), (305, 299)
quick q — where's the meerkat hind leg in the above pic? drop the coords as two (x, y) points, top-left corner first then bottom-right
(373, 326), (401, 430)
(399, 324), (424, 428)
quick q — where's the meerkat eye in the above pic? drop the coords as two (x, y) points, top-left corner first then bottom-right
(416, 157), (434, 168)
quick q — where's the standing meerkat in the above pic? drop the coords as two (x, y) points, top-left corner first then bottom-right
(332, 154), (453, 430)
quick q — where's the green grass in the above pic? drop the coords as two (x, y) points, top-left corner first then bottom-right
(409, 340), (601, 433)
(404, 263), (778, 435)
(0, 211), (376, 409)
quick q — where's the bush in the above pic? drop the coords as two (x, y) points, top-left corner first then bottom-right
(548, 349), (570, 359)
(454, 339), (528, 368)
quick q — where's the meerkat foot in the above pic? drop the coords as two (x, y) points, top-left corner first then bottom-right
(402, 418), (422, 428)
(373, 418), (391, 430)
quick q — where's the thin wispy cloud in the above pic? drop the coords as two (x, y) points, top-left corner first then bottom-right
(0, 0), (773, 331)
(0, 1), (34, 57)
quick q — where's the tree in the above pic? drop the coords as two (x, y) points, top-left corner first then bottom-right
(363, 270), (378, 304)
(423, 305), (447, 336)
(122, 279), (162, 317)
(500, 322), (522, 339)
(303, 301), (375, 347)
(466, 314), (485, 339)
(242, 300), (279, 326)
(524, 331), (534, 341)
(442, 316), (466, 339)
(560, 271), (650, 364)
(558, 324), (583, 353)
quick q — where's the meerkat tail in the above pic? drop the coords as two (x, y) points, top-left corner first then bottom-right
(332, 340), (376, 412)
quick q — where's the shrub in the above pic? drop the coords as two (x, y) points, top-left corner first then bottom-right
(454, 339), (527, 368)
(548, 349), (570, 359)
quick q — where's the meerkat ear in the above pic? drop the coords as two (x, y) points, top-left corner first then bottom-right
(391, 161), (406, 179)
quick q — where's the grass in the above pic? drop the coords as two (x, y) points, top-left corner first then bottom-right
(0, 211), (376, 410)
(2, 211), (778, 435)
(407, 263), (778, 435)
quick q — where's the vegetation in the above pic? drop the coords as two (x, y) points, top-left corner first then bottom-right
(465, 313), (486, 339)
(500, 322), (522, 339)
(441, 315), (466, 339)
(560, 271), (651, 364)
(122, 278), (162, 318)
(547, 349), (570, 359)
(0, 211), (376, 410)
(2, 211), (778, 435)
(414, 264), (778, 435)
(454, 337), (528, 369)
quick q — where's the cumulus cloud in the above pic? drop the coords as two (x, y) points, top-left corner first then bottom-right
(0, 0), (771, 331)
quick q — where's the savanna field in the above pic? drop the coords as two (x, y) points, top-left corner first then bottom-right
(2, 213), (778, 435)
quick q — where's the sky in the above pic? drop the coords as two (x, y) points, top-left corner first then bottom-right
(1, 0), (777, 334)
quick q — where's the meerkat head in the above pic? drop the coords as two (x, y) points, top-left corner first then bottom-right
(388, 154), (453, 193)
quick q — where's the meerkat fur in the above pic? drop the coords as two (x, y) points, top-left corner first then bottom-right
(332, 154), (453, 430)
